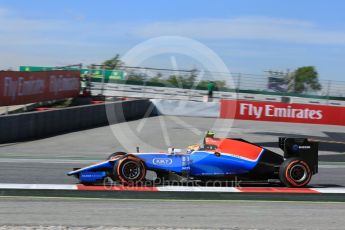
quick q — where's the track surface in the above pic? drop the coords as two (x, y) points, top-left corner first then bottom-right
(0, 197), (344, 229)
(0, 116), (344, 229)
(0, 116), (344, 186)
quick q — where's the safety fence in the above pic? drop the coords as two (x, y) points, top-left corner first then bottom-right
(89, 75), (345, 101)
(19, 66), (345, 100)
(91, 82), (345, 107)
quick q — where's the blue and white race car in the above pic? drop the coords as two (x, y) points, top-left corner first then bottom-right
(68, 132), (318, 187)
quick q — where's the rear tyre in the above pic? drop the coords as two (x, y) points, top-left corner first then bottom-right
(279, 157), (312, 188)
(113, 156), (146, 185)
(107, 152), (127, 160)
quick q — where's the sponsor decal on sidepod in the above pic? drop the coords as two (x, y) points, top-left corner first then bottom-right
(153, 158), (173, 165)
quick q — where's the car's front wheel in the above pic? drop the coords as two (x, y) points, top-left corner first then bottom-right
(279, 157), (312, 187)
(113, 156), (146, 185)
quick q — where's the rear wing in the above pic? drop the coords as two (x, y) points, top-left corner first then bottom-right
(279, 137), (318, 174)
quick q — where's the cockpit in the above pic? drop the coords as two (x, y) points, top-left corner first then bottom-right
(186, 131), (219, 153)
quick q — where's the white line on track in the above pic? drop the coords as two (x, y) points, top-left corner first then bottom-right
(158, 186), (240, 192)
(0, 158), (96, 164)
(0, 183), (77, 190)
(319, 164), (345, 169)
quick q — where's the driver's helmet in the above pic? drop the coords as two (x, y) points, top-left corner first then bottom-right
(187, 144), (200, 153)
(205, 131), (215, 138)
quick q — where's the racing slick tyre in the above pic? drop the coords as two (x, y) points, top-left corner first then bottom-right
(113, 156), (146, 185)
(107, 152), (127, 160)
(279, 157), (312, 188)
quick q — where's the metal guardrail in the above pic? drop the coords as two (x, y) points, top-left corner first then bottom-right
(91, 82), (345, 106)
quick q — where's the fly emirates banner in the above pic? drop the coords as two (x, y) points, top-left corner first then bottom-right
(0, 70), (80, 106)
(220, 99), (345, 126)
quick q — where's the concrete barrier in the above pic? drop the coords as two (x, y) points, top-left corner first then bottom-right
(151, 99), (220, 117)
(0, 99), (152, 143)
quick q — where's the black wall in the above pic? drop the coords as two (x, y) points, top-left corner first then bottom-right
(0, 99), (152, 143)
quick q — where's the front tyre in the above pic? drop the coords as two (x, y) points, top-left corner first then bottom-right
(279, 157), (312, 188)
(113, 156), (146, 185)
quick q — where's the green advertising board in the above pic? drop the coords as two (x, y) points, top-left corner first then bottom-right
(19, 66), (125, 80)
(20, 66), (59, 72)
(81, 69), (124, 80)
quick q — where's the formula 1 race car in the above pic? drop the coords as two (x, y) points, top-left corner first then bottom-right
(68, 132), (319, 187)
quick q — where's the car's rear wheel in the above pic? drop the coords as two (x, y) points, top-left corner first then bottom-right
(107, 152), (127, 160)
(279, 157), (312, 187)
(113, 156), (146, 185)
